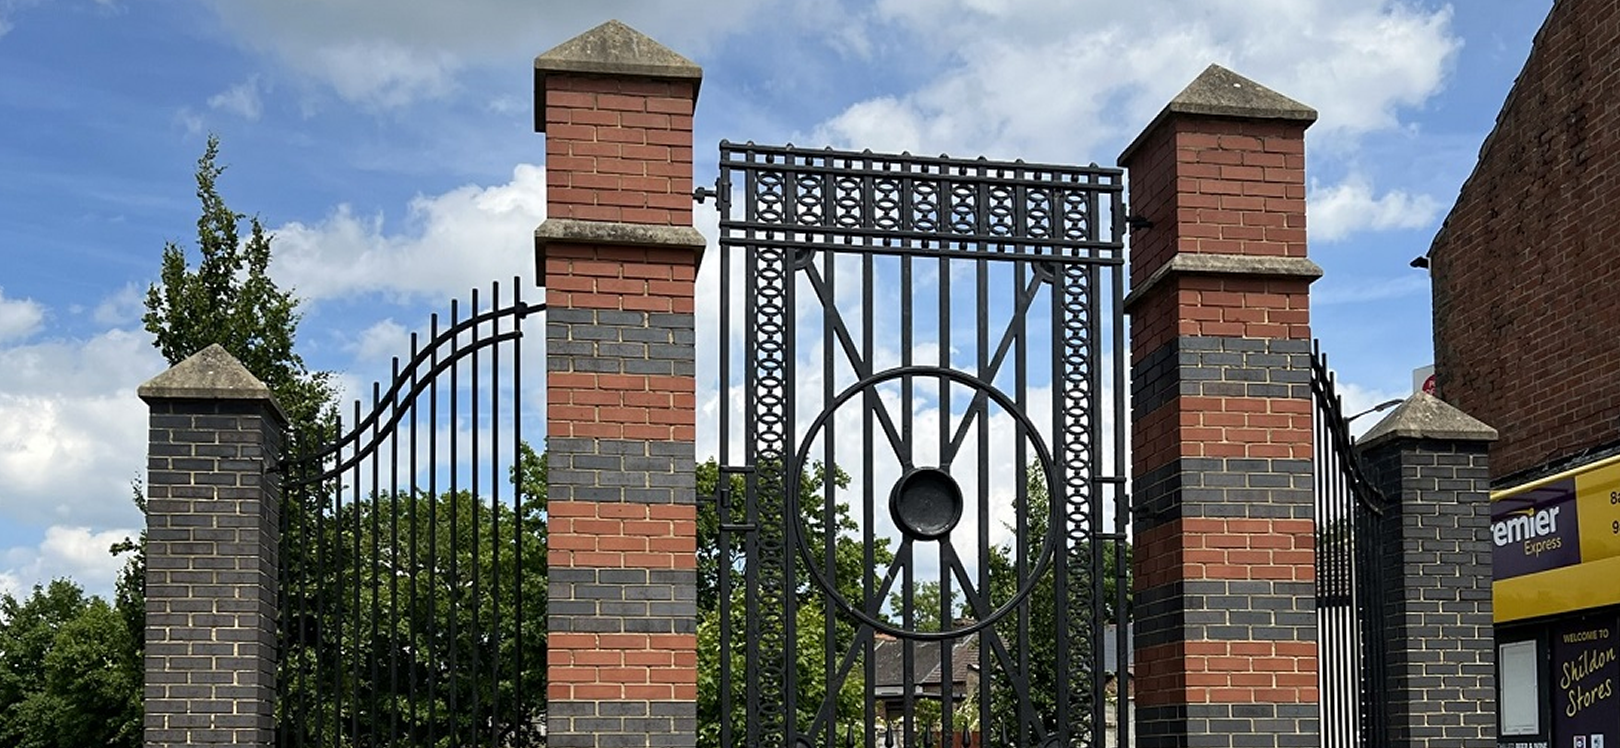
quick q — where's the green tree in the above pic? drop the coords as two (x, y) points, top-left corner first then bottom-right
(0, 580), (142, 748)
(142, 133), (334, 431)
(281, 474), (548, 748)
(123, 131), (339, 639)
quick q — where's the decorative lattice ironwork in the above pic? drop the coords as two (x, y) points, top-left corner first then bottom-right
(718, 142), (1125, 264)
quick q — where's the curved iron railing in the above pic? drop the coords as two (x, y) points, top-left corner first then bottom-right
(276, 279), (546, 748)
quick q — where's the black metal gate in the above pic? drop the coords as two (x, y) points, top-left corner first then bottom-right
(1310, 345), (1391, 748)
(275, 281), (547, 748)
(708, 143), (1131, 748)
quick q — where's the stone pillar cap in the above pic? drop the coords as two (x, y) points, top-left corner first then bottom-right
(138, 343), (288, 423)
(534, 19), (702, 132)
(1357, 391), (1497, 451)
(1119, 64), (1317, 166)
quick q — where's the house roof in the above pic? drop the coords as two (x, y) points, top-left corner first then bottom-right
(870, 636), (979, 695)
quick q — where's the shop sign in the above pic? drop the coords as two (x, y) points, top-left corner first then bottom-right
(1494, 461), (1620, 580)
(1553, 616), (1618, 748)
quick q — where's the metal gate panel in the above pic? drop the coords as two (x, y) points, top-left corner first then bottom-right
(709, 143), (1130, 748)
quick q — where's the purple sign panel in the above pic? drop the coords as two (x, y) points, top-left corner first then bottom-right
(1494, 479), (1583, 579)
(1553, 614), (1618, 748)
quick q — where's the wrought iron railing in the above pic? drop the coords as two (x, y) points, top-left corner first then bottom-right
(1310, 343), (1391, 748)
(275, 281), (546, 748)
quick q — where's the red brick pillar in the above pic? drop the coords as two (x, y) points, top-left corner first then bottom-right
(534, 20), (706, 748)
(1119, 65), (1322, 748)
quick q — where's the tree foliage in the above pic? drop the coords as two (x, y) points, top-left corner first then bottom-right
(985, 463), (1132, 734)
(142, 134), (334, 432)
(0, 580), (142, 748)
(279, 469), (548, 748)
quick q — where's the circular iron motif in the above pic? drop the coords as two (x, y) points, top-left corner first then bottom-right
(790, 366), (1059, 640)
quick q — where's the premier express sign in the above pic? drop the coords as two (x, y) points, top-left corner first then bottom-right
(1493, 459), (1620, 621)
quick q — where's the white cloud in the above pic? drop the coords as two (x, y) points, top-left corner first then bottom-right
(1308, 177), (1442, 242)
(352, 318), (409, 362)
(198, 0), (763, 108)
(0, 287), (44, 342)
(0, 328), (159, 531)
(270, 163), (544, 301)
(208, 75), (264, 120)
(0, 525), (137, 601)
(174, 107), (204, 137)
(92, 282), (144, 325)
(310, 40), (457, 109)
(814, 0), (1461, 162)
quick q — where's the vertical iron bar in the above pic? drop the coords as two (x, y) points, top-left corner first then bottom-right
(1015, 260), (1031, 748)
(427, 312), (441, 748)
(389, 359), (402, 747)
(324, 419), (339, 747)
(471, 287), (482, 744)
(409, 332), (421, 743)
(1111, 234), (1130, 748)
(822, 245), (837, 747)
(350, 398), (362, 742)
(490, 281), (503, 747)
(449, 296), (461, 747)
(513, 282), (527, 740)
(862, 247), (877, 748)
(370, 382), (382, 746)
(975, 252), (990, 744)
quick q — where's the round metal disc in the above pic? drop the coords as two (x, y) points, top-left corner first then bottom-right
(889, 467), (963, 541)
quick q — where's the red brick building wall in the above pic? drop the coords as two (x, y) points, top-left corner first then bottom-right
(1430, 0), (1620, 480)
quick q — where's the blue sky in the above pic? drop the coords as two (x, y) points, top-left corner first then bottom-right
(0, 0), (1554, 598)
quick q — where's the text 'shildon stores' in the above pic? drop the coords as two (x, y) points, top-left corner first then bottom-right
(1423, 1), (1620, 746)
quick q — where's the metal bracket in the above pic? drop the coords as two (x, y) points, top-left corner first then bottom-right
(715, 464), (757, 532)
(693, 177), (720, 205)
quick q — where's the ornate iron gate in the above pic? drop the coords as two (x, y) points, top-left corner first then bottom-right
(275, 281), (547, 748)
(709, 143), (1130, 748)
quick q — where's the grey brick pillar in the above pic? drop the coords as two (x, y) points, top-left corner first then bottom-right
(1356, 392), (1498, 748)
(138, 344), (286, 748)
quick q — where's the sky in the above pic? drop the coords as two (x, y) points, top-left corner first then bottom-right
(0, 0), (1556, 599)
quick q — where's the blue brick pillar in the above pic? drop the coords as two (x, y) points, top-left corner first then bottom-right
(1356, 393), (1498, 748)
(138, 344), (287, 748)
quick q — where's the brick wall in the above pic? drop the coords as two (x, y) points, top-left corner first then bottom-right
(535, 20), (705, 748)
(543, 76), (696, 227)
(1121, 66), (1321, 748)
(1430, 0), (1620, 480)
